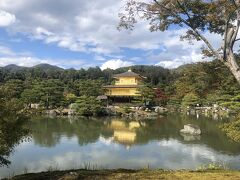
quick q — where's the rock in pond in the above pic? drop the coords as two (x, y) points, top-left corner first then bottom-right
(180, 124), (201, 135)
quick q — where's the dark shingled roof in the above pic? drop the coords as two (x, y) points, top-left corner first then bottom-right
(113, 69), (146, 79)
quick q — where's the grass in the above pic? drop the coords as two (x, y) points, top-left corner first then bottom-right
(4, 162), (239, 180)
(8, 169), (240, 180)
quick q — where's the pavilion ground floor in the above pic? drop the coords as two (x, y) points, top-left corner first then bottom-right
(106, 95), (142, 105)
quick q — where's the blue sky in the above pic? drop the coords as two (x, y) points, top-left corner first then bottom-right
(0, 0), (221, 70)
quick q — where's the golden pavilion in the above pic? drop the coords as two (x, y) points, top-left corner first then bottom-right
(103, 69), (145, 102)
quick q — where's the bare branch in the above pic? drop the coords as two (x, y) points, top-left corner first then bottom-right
(235, 38), (240, 42)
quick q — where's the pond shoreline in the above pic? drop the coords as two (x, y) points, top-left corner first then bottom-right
(10, 169), (240, 180)
(24, 104), (235, 119)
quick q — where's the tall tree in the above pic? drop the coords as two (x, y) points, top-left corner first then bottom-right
(138, 85), (155, 105)
(118, 0), (240, 84)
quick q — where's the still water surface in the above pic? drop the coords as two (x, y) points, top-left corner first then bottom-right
(1, 113), (240, 178)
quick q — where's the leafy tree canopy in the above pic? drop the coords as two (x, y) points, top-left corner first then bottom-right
(119, 0), (240, 83)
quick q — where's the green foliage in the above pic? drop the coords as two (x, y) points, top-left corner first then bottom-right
(0, 85), (29, 166)
(123, 105), (132, 114)
(220, 102), (240, 111)
(173, 63), (212, 99)
(138, 85), (155, 105)
(220, 115), (240, 142)
(73, 96), (105, 116)
(167, 98), (181, 107)
(218, 93), (240, 111)
(20, 80), (65, 109)
(204, 91), (240, 111)
(38, 80), (65, 109)
(0, 84), (24, 115)
(21, 88), (40, 107)
(64, 93), (77, 105)
(0, 61), (239, 111)
(74, 79), (104, 96)
(205, 93), (220, 106)
(171, 61), (240, 109)
(182, 93), (201, 108)
(1, 79), (24, 99)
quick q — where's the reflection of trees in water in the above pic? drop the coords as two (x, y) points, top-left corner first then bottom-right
(179, 113), (240, 154)
(0, 113), (238, 167)
(30, 114), (240, 154)
(30, 117), (113, 147)
(0, 114), (30, 166)
(0, 86), (30, 166)
(135, 113), (240, 154)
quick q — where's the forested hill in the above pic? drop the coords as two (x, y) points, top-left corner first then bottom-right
(0, 64), (172, 86)
(0, 61), (239, 112)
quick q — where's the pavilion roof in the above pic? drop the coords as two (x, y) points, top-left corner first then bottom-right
(113, 69), (146, 79)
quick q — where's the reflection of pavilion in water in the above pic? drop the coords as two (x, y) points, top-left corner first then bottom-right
(108, 119), (145, 148)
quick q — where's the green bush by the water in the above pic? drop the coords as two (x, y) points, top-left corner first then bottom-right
(181, 93), (201, 108)
(72, 95), (105, 116)
(220, 115), (240, 142)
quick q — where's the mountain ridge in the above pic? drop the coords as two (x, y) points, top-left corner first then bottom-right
(0, 63), (195, 73)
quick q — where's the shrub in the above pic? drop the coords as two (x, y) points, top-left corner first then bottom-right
(123, 106), (132, 114)
(73, 95), (105, 116)
(220, 115), (240, 142)
(181, 93), (201, 108)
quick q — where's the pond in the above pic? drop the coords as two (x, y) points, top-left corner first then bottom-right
(1, 113), (240, 178)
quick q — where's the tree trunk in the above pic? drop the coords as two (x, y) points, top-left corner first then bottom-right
(225, 54), (240, 84)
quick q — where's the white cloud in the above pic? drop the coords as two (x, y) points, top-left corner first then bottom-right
(0, 45), (88, 69)
(0, 56), (47, 67)
(0, 0), (224, 68)
(156, 60), (185, 69)
(0, 55), (86, 69)
(0, 45), (15, 56)
(0, 10), (15, 26)
(155, 51), (207, 69)
(35, 27), (54, 37)
(0, 0), (193, 55)
(100, 59), (134, 70)
(151, 29), (221, 68)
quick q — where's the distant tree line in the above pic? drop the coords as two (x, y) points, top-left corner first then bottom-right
(0, 61), (239, 112)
